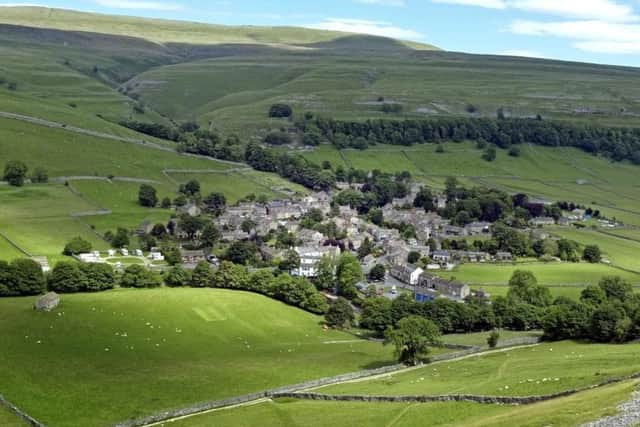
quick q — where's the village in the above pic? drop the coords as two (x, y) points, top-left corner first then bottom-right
(67, 178), (610, 305)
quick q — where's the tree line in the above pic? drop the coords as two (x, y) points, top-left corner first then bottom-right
(0, 258), (328, 315)
(348, 270), (640, 345)
(307, 116), (640, 164)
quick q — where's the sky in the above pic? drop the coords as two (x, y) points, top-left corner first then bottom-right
(2, 0), (640, 67)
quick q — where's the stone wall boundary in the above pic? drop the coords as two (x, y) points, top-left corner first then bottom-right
(113, 337), (540, 427)
(0, 394), (46, 427)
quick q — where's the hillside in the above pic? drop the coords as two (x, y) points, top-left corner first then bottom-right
(0, 6), (639, 138)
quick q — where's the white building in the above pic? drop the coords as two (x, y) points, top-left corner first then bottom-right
(292, 246), (341, 278)
(78, 252), (101, 263)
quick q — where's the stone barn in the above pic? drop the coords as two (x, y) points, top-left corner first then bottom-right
(34, 292), (60, 312)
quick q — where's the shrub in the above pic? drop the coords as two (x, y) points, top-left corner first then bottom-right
(120, 265), (162, 288)
(63, 237), (92, 256)
(268, 103), (293, 118)
(487, 330), (500, 348)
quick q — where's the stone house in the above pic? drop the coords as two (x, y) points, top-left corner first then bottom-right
(34, 292), (60, 312)
(530, 217), (556, 226)
(180, 249), (206, 265)
(431, 250), (452, 264)
(416, 273), (470, 302)
(390, 264), (424, 286)
(465, 221), (491, 235)
(495, 251), (514, 262)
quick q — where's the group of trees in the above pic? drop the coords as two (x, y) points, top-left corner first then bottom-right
(48, 262), (117, 292)
(3, 161), (47, 187)
(0, 259), (46, 296)
(163, 261), (328, 314)
(333, 171), (411, 213)
(356, 270), (640, 347)
(121, 120), (244, 162)
(309, 116), (640, 164)
(245, 142), (335, 191)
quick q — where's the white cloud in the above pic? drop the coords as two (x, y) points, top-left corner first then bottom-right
(356, 0), (406, 6)
(307, 18), (423, 40)
(510, 0), (637, 23)
(432, 0), (637, 22)
(432, 0), (506, 9)
(509, 19), (640, 53)
(93, 0), (183, 11)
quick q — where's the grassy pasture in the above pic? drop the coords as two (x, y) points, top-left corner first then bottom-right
(438, 262), (640, 287)
(0, 288), (395, 427)
(0, 118), (230, 182)
(0, 184), (108, 261)
(169, 379), (639, 427)
(166, 170), (307, 203)
(320, 341), (640, 397)
(0, 406), (28, 427)
(442, 330), (542, 347)
(548, 227), (640, 273)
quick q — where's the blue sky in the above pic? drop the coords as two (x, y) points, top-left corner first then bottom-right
(2, 0), (640, 66)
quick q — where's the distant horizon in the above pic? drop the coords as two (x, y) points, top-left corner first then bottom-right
(1, 1), (639, 67)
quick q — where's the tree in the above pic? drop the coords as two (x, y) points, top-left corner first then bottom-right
(487, 330), (500, 348)
(268, 103), (293, 118)
(590, 303), (629, 342)
(81, 263), (116, 292)
(482, 146), (497, 162)
(336, 253), (363, 299)
(30, 167), (48, 183)
(241, 219), (257, 234)
(178, 215), (206, 241)
(225, 241), (258, 265)
(138, 184), (158, 207)
(369, 264), (386, 281)
(599, 276), (632, 301)
(248, 269), (276, 294)
(580, 285), (607, 307)
(508, 146), (521, 157)
(583, 245), (602, 263)
(161, 242), (182, 266)
(407, 251), (421, 264)
(4, 160), (28, 186)
(279, 250), (301, 273)
(385, 316), (442, 365)
(182, 179), (201, 197)
(211, 261), (250, 290)
(542, 301), (589, 341)
(203, 192), (227, 216)
(190, 261), (214, 287)
(11, 259), (46, 295)
(111, 228), (130, 248)
(161, 197), (172, 209)
(507, 270), (552, 307)
(200, 223), (221, 248)
(48, 261), (85, 293)
(164, 266), (190, 287)
(63, 237), (92, 255)
(120, 265), (161, 288)
(325, 297), (355, 329)
(314, 254), (336, 290)
(360, 297), (393, 336)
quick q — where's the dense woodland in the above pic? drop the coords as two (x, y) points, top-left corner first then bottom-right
(306, 116), (640, 164)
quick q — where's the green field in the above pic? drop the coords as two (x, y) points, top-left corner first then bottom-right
(320, 341), (640, 397)
(171, 379), (638, 427)
(442, 330), (542, 347)
(0, 406), (28, 427)
(439, 262), (640, 286)
(549, 227), (640, 273)
(0, 184), (109, 261)
(0, 288), (395, 426)
(166, 170), (308, 204)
